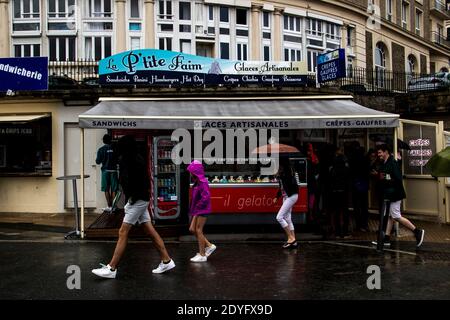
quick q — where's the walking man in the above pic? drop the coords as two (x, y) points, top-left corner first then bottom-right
(92, 135), (175, 278)
(374, 144), (425, 247)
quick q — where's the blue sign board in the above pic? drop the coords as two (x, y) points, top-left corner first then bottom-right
(99, 49), (308, 87)
(317, 49), (346, 83)
(0, 57), (48, 91)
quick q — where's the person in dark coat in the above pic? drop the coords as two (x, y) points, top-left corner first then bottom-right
(373, 144), (425, 247)
(92, 135), (175, 278)
(329, 148), (351, 238)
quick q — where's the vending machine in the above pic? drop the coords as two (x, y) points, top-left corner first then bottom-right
(152, 136), (181, 220)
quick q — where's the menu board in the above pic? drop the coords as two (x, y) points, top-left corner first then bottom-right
(403, 123), (436, 175)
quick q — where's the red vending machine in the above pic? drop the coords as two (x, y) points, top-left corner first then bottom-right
(152, 136), (181, 220)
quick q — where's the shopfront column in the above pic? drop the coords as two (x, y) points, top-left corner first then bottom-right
(144, 0), (155, 48)
(273, 6), (284, 61)
(0, 0), (10, 57)
(115, 0), (127, 52)
(250, 3), (263, 60)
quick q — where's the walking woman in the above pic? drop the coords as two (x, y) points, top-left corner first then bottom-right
(187, 160), (216, 262)
(275, 157), (299, 248)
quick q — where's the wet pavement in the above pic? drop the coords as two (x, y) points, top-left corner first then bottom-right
(1, 240), (449, 300)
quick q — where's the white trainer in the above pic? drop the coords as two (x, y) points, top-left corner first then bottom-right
(92, 263), (117, 279)
(190, 253), (207, 262)
(205, 244), (217, 257)
(152, 259), (176, 274)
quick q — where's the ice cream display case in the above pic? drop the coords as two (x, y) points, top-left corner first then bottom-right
(193, 160), (308, 214)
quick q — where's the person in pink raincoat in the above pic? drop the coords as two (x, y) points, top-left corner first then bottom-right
(187, 160), (216, 262)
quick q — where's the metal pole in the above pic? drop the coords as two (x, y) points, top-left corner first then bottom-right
(80, 128), (85, 239)
(377, 199), (389, 252)
(72, 179), (79, 235)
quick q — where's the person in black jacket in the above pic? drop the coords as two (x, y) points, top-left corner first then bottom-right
(329, 148), (351, 238)
(275, 157), (299, 248)
(373, 144), (425, 247)
(92, 135), (175, 278)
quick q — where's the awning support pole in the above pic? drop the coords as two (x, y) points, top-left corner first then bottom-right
(80, 128), (85, 239)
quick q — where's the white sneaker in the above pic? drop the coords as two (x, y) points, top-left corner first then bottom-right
(92, 263), (117, 279)
(152, 259), (176, 274)
(205, 244), (217, 257)
(103, 207), (112, 213)
(190, 253), (207, 262)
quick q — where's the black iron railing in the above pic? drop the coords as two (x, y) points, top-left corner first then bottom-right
(45, 60), (449, 94)
(431, 31), (450, 49)
(48, 59), (99, 82)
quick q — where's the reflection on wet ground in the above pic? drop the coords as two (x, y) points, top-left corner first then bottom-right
(0, 241), (449, 300)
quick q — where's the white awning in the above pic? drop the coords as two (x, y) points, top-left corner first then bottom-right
(0, 114), (51, 123)
(79, 96), (399, 130)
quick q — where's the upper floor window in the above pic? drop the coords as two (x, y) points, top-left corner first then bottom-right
(130, 0), (140, 18)
(262, 11), (270, 28)
(220, 6), (229, 22)
(326, 23), (340, 41)
(14, 43), (40, 57)
(87, 0), (112, 18)
(208, 5), (214, 21)
(13, 0), (40, 18)
(284, 48), (301, 62)
(48, 0), (75, 18)
(306, 18), (321, 36)
(237, 43), (248, 60)
(158, 37), (172, 51)
(158, 0), (172, 19)
(49, 37), (76, 61)
(284, 15), (301, 32)
(346, 26), (355, 47)
(179, 2), (191, 21)
(401, 1), (409, 29)
(85, 36), (111, 60)
(386, 0), (393, 22)
(415, 9), (422, 35)
(236, 8), (247, 26)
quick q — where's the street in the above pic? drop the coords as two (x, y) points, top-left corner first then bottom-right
(1, 240), (449, 300)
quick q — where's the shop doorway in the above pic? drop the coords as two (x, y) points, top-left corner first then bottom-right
(399, 119), (444, 221)
(64, 124), (103, 209)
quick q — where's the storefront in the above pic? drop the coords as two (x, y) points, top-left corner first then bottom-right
(78, 95), (400, 237)
(0, 98), (105, 214)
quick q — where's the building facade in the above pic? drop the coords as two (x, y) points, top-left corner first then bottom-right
(0, 0), (449, 73)
(0, 0), (450, 220)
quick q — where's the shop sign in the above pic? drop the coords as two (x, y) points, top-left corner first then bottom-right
(407, 138), (433, 167)
(99, 49), (308, 86)
(0, 57), (48, 91)
(0, 127), (33, 135)
(317, 48), (346, 83)
(208, 186), (308, 214)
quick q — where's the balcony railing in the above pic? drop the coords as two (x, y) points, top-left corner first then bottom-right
(431, 31), (450, 49)
(48, 60), (99, 82)
(42, 60), (450, 94)
(315, 67), (450, 94)
(430, 0), (450, 18)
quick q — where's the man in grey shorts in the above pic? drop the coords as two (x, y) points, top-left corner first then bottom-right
(92, 135), (175, 278)
(372, 144), (425, 248)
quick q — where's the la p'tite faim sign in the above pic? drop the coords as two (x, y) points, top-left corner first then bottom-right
(99, 49), (308, 87)
(0, 57), (48, 91)
(317, 49), (346, 83)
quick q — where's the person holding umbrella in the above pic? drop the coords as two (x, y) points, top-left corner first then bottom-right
(274, 157), (299, 248)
